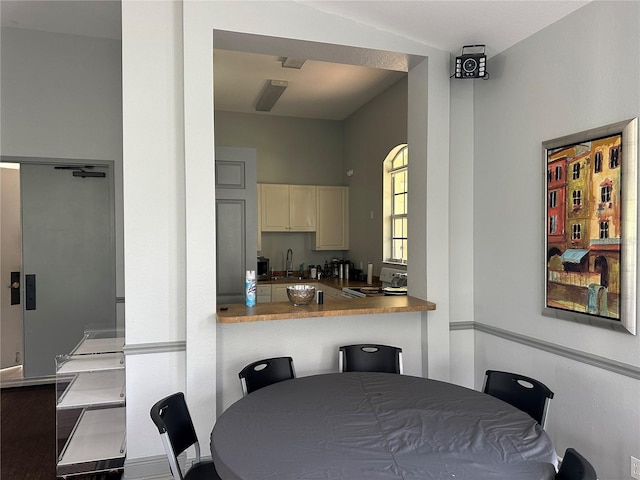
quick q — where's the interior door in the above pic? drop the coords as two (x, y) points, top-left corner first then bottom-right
(215, 147), (257, 304)
(21, 163), (116, 378)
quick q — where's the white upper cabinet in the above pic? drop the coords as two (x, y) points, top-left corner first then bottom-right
(315, 186), (349, 250)
(257, 184), (262, 251)
(260, 184), (316, 232)
(290, 185), (317, 230)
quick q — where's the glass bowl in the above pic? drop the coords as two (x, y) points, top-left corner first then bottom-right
(286, 284), (316, 306)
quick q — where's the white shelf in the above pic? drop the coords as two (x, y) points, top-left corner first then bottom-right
(72, 336), (124, 355)
(57, 370), (125, 409)
(56, 330), (126, 476)
(58, 407), (126, 467)
(57, 352), (124, 374)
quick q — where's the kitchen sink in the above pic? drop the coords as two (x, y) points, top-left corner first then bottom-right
(268, 276), (313, 282)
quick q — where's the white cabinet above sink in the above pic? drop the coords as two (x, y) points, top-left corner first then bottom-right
(260, 184), (316, 232)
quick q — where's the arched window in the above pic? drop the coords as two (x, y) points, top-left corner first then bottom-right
(383, 145), (408, 264)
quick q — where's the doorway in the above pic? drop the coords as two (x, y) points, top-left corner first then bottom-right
(0, 158), (117, 382)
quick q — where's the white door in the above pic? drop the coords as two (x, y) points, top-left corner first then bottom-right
(21, 163), (116, 378)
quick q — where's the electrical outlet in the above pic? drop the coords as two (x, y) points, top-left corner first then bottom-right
(631, 455), (640, 480)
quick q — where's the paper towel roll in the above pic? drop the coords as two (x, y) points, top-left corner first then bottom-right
(367, 263), (373, 284)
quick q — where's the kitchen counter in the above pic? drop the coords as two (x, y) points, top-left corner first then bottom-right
(217, 295), (436, 323)
(258, 277), (380, 288)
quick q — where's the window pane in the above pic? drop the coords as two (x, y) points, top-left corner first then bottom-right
(392, 150), (407, 169)
(392, 239), (407, 261)
(393, 217), (407, 238)
(393, 170), (407, 193)
(394, 193), (407, 215)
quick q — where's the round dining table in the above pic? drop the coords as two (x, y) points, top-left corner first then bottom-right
(211, 372), (557, 480)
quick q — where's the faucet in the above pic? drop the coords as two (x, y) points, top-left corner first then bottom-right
(285, 249), (293, 277)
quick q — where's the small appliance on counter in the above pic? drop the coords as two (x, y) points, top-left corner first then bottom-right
(382, 269), (407, 295)
(257, 256), (269, 280)
(341, 267), (408, 298)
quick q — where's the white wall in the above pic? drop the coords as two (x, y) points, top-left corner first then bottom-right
(123, 1), (451, 473)
(217, 312), (423, 413)
(470, 2), (640, 478)
(121, 0), (188, 464)
(449, 78), (475, 388)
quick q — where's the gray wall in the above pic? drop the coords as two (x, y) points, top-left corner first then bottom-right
(215, 111), (347, 268)
(469, 2), (640, 478)
(0, 27), (122, 162)
(215, 78), (407, 274)
(0, 26), (124, 302)
(215, 111), (344, 185)
(344, 77), (407, 274)
(215, 78), (407, 273)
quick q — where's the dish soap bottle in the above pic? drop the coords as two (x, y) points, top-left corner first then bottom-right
(245, 270), (256, 307)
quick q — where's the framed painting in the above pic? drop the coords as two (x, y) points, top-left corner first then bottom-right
(542, 118), (638, 334)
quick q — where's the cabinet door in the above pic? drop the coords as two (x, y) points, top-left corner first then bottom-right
(271, 284), (293, 302)
(257, 184), (262, 251)
(256, 285), (271, 303)
(289, 185), (316, 231)
(315, 186), (349, 250)
(261, 184), (290, 231)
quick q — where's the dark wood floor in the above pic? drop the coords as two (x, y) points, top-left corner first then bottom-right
(1, 384), (122, 479)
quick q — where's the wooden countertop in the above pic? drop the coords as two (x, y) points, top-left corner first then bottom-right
(217, 295), (436, 323)
(258, 277), (379, 289)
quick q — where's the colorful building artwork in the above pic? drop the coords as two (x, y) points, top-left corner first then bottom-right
(546, 134), (622, 319)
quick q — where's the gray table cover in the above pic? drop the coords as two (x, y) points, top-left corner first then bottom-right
(211, 372), (557, 480)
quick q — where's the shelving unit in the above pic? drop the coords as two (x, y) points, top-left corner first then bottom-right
(56, 331), (126, 478)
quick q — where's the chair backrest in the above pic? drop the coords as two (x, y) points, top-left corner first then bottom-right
(150, 392), (200, 480)
(482, 370), (554, 427)
(238, 356), (295, 396)
(556, 448), (597, 480)
(339, 344), (403, 374)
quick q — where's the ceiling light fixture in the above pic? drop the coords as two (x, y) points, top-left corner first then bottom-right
(454, 45), (488, 79)
(255, 80), (288, 112)
(281, 57), (306, 69)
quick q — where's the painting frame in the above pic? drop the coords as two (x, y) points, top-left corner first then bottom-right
(542, 118), (638, 335)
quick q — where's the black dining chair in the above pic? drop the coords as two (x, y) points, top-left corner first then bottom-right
(482, 369), (554, 428)
(238, 356), (296, 396)
(150, 392), (222, 480)
(556, 448), (597, 480)
(339, 344), (403, 374)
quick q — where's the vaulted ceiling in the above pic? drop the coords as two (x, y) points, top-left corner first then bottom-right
(1, 1), (589, 120)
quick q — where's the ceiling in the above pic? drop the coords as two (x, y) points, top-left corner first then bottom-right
(1, 0), (590, 120)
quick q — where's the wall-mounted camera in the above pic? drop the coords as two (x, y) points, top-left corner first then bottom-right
(454, 45), (488, 79)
